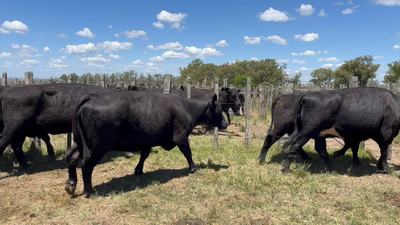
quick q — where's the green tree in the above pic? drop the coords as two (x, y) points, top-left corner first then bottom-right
(336, 55), (380, 87)
(309, 68), (335, 89)
(383, 61), (400, 90)
(233, 76), (256, 88)
(293, 72), (302, 85)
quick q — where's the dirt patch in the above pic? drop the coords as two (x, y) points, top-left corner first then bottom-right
(383, 192), (400, 209)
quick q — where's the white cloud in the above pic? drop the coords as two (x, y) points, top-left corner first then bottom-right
(318, 57), (341, 62)
(59, 43), (98, 55)
(215, 40), (229, 47)
(205, 44), (214, 48)
(292, 59), (307, 64)
(75, 28), (95, 39)
(318, 9), (327, 17)
(276, 59), (289, 63)
(0, 52), (12, 58)
(12, 43), (20, 49)
(321, 63), (334, 68)
(323, 50), (329, 54)
(86, 62), (104, 69)
(147, 62), (156, 67)
(43, 47), (51, 53)
(38, 33), (42, 36)
(291, 50), (321, 56)
(343, 5), (360, 14)
(394, 45), (400, 49)
(373, 0), (400, 6)
(373, 56), (384, 59)
(109, 54), (122, 59)
(258, 7), (293, 22)
(263, 35), (288, 45)
(148, 42), (183, 51)
(97, 41), (133, 52)
(48, 58), (68, 68)
(0, 61), (13, 68)
(161, 50), (190, 59)
(1, 20), (29, 34)
(60, 56), (67, 59)
(149, 56), (166, 63)
(296, 4), (315, 16)
(81, 54), (110, 64)
(0, 28), (11, 34)
(299, 67), (311, 71)
(133, 60), (144, 65)
(115, 33), (120, 37)
(348, 0), (353, 4)
(57, 33), (68, 38)
(251, 57), (258, 61)
(244, 36), (261, 45)
(109, 25), (113, 29)
(157, 10), (188, 30)
(184, 46), (223, 58)
(21, 59), (40, 66)
(334, 2), (345, 5)
(336, 63), (344, 67)
(20, 45), (38, 53)
(294, 33), (319, 42)
(121, 30), (147, 39)
(153, 21), (165, 29)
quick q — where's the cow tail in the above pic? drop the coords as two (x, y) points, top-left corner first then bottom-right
(267, 95), (281, 135)
(282, 94), (306, 152)
(74, 93), (98, 162)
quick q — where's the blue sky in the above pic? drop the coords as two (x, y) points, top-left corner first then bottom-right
(0, 0), (399, 83)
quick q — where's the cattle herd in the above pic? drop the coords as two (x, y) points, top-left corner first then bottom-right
(0, 83), (398, 198)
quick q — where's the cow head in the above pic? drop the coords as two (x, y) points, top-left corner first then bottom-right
(204, 94), (228, 129)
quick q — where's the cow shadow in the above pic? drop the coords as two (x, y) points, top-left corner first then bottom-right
(267, 148), (387, 177)
(0, 146), (131, 180)
(93, 159), (229, 196)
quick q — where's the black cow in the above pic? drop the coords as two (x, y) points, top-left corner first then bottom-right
(64, 91), (228, 196)
(258, 92), (363, 166)
(281, 87), (400, 174)
(0, 83), (118, 168)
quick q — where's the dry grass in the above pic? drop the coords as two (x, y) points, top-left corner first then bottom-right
(1, 113), (400, 224)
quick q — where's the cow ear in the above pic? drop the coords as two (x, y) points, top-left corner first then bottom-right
(221, 87), (225, 92)
(180, 85), (185, 91)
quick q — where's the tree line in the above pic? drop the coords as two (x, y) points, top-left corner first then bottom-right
(49, 55), (400, 90)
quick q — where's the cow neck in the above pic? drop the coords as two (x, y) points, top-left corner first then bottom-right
(185, 98), (209, 128)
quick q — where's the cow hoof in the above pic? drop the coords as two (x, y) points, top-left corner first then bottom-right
(190, 167), (197, 174)
(134, 170), (143, 177)
(376, 170), (388, 174)
(332, 151), (342, 159)
(281, 168), (291, 174)
(65, 181), (76, 196)
(84, 188), (97, 198)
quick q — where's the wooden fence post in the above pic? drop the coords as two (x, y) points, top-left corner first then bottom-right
(2, 72), (7, 86)
(25, 71), (42, 150)
(245, 77), (251, 148)
(223, 76), (227, 87)
(163, 74), (172, 94)
(214, 77), (219, 149)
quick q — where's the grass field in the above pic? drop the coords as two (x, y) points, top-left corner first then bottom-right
(1, 114), (400, 224)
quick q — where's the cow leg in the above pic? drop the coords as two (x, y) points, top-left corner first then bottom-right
(332, 141), (352, 159)
(259, 129), (311, 164)
(282, 136), (311, 173)
(350, 142), (362, 167)
(176, 137), (197, 173)
(38, 132), (55, 157)
(225, 111), (231, 125)
(9, 135), (29, 169)
(65, 143), (80, 196)
(376, 143), (389, 174)
(314, 137), (335, 172)
(81, 150), (107, 197)
(134, 148), (151, 177)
